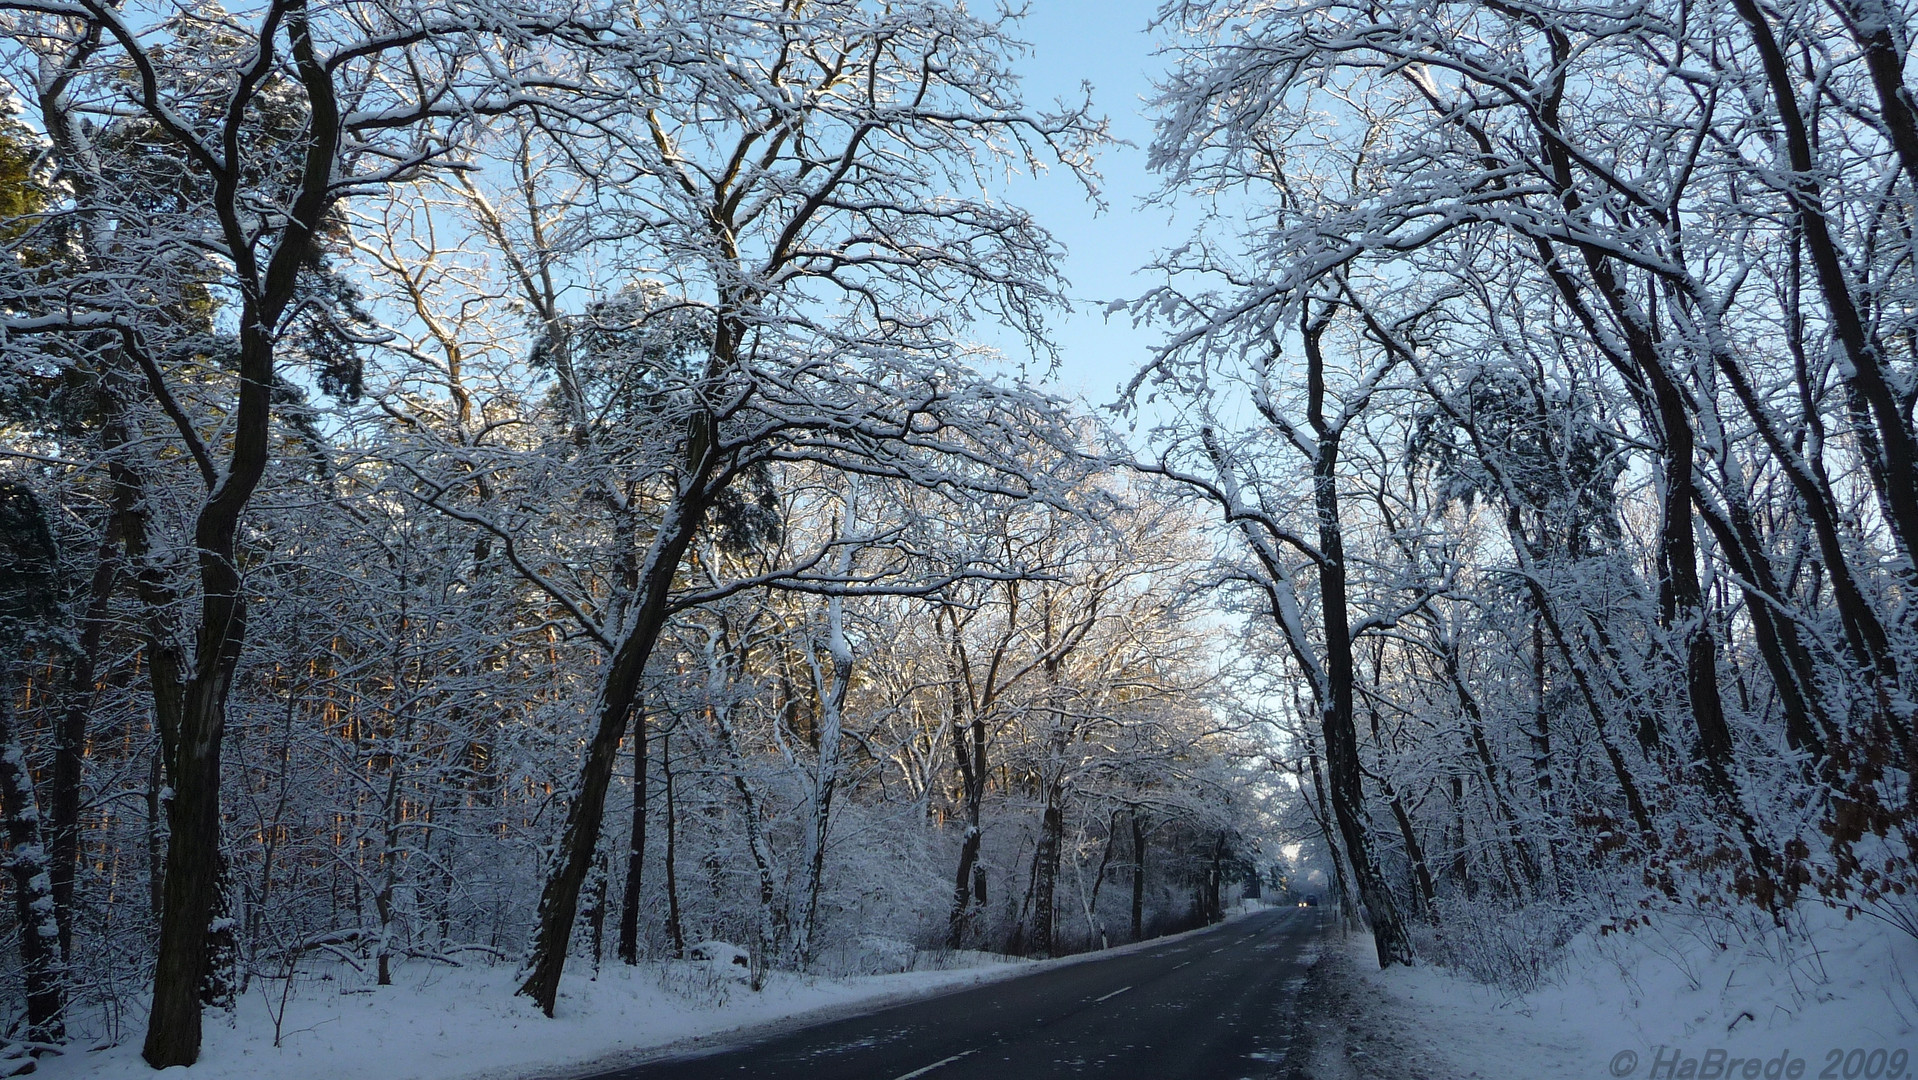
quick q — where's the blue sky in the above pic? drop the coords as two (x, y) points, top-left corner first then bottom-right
(997, 1), (1182, 409)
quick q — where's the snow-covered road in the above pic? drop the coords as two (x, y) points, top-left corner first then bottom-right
(588, 906), (1326, 1080)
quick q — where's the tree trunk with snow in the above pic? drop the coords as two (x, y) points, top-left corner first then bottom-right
(798, 490), (860, 968)
(0, 679), (64, 1043)
(519, 435), (722, 1014)
(943, 616), (990, 949)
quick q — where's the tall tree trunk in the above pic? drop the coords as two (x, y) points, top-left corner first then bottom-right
(144, 310), (282, 1067)
(1384, 785), (1437, 917)
(800, 519), (857, 968)
(518, 401), (725, 1015)
(1030, 793), (1064, 956)
(144, 13), (344, 1061)
(1834, 0), (1918, 198)
(1205, 833), (1226, 923)
(1130, 810), (1146, 942)
(0, 674), (64, 1042)
(616, 705), (647, 965)
(943, 624), (987, 949)
(47, 531), (118, 962)
(1734, 0), (1918, 580)
(1306, 742), (1361, 928)
(710, 699), (784, 989)
(661, 730), (684, 958)
(1640, 347), (1778, 900)
(1304, 316), (1413, 967)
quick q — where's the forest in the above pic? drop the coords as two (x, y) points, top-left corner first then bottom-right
(3, 0), (1917, 1071)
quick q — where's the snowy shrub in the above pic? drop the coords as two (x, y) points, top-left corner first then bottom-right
(655, 958), (739, 1008)
(1419, 901), (1583, 995)
(810, 936), (917, 978)
(686, 941), (752, 983)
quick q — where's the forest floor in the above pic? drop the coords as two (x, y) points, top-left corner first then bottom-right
(1300, 904), (1918, 1080)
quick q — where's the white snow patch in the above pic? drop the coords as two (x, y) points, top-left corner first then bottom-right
(1326, 904), (1918, 1080)
(40, 955), (1033, 1080)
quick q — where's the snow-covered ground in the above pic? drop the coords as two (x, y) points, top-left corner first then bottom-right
(1310, 905), (1918, 1080)
(40, 951), (1031, 1080)
(41, 906), (1273, 1080)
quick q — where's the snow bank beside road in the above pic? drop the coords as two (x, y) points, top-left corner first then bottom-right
(38, 954), (1030, 1080)
(1312, 906), (1918, 1080)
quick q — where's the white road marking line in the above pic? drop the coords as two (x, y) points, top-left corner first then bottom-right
(889, 1049), (978, 1080)
(1094, 985), (1133, 1003)
(1172, 960), (1192, 969)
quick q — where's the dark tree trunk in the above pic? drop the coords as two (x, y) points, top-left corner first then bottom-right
(616, 706), (647, 965)
(662, 731), (684, 957)
(144, 13), (345, 1063)
(1303, 315), (1413, 967)
(1130, 810), (1146, 942)
(1205, 833), (1225, 923)
(1835, 0), (1918, 196)
(1307, 743), (1361, 929)
(1385, 786), (1437, 917)
(1030, 796), (1063, 956)
(47, 532), (118, 961)
(519, 403), (724, 1015)
(1734, 0), (1918, 579)
(144, 314), (279, 1068)
(947, 823), (983, 949)
(1694, 498), (1829, 760)
(1624, 306), (1777, 899)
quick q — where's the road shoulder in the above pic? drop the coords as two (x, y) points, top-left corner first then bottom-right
(1288, 928), (1606, 1080)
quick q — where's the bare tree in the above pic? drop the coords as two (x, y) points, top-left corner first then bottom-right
(473, 0), (1102, 1014)
(0, 0), (571, 1060)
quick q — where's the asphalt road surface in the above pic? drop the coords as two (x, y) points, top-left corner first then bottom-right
(594, 906), (1327, 1080)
